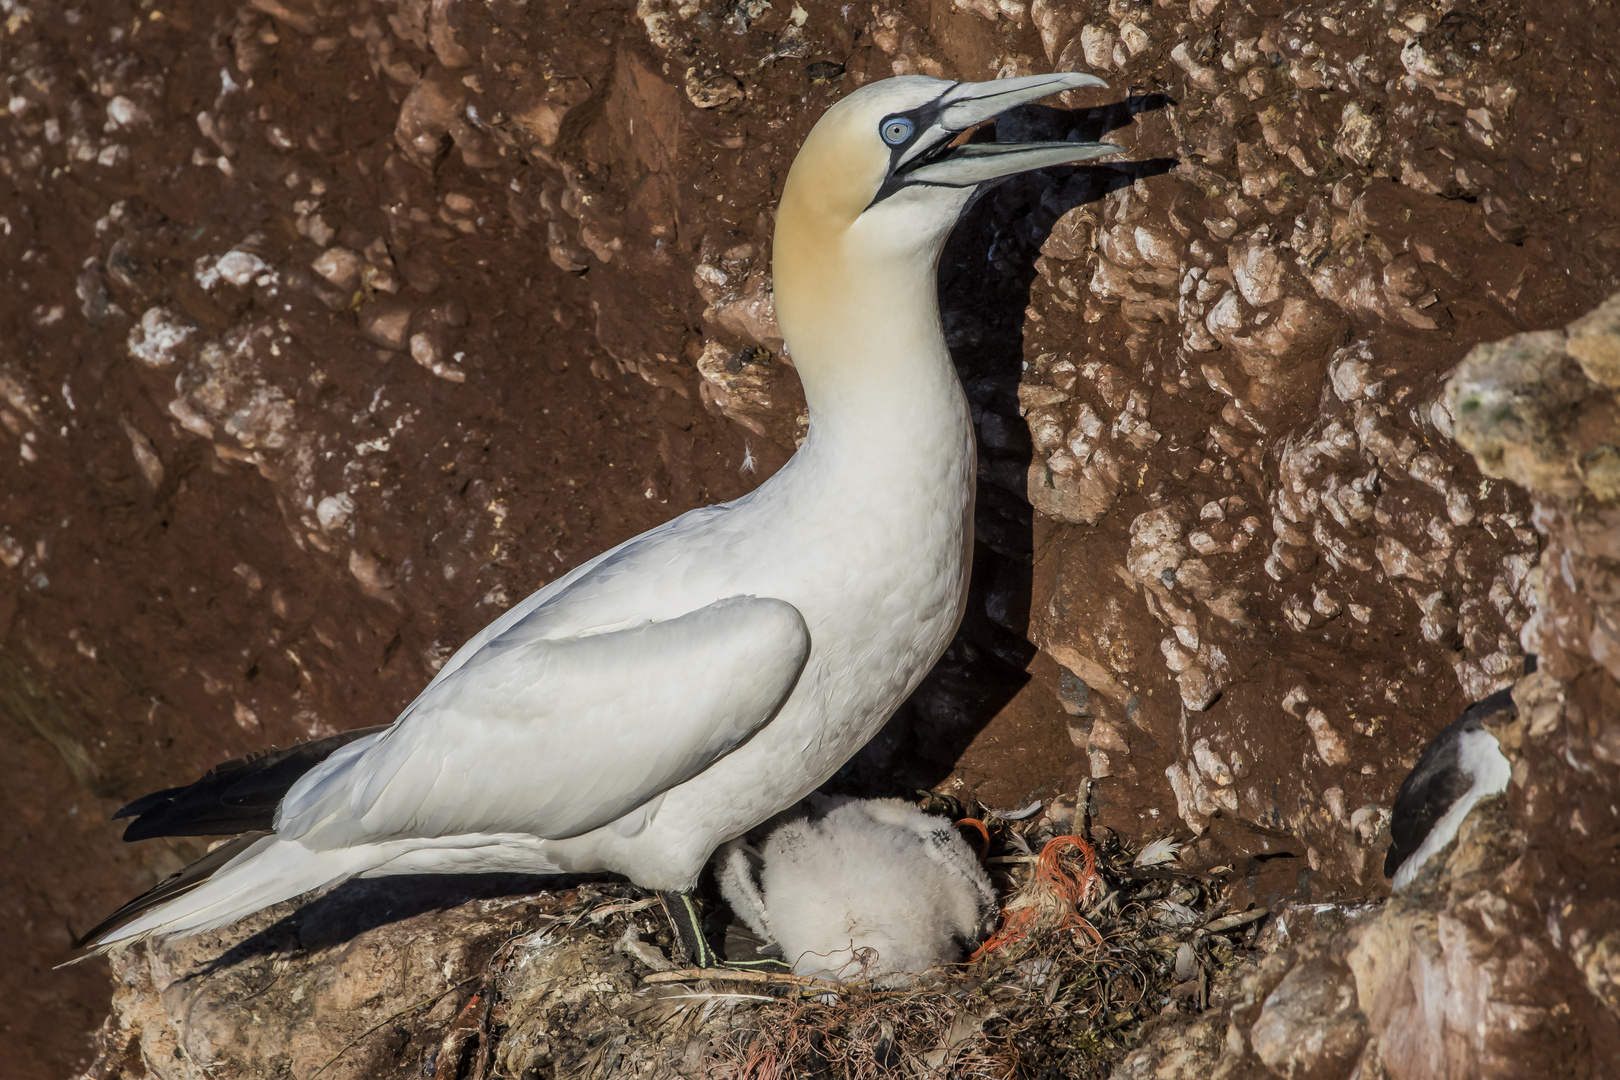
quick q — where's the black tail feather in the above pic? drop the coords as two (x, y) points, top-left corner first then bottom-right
(74, 832), (271, 948)
(116, 725), (390, 841)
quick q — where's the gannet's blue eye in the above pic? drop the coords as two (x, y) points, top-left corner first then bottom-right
(881, 117), (914, 146)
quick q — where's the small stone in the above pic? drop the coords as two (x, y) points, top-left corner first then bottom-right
(198, 248), (269, 289)
(220, 250), (268, 286)
(1193, 738), (1233, 785)
(233, 701), (262, 733)
(298, 213), (336, 247)
(1079, 25), (1117, 70)
(1171, 42), (1222, 92)
(106, 95), (140, 128)
(127, 307), (194, 367)
(119, 419), (164, 489)
(548, 223), (590, 274)
(1017, 384), (1070, 413)
(1329, 351), (1379, 401)
(395, 70), (466, 164)
(1446, 331), (1591, 499)
(1229, 235), (1286, 307)
(1304, 708), (1350, 766)
(316, 492), (355, 531)
(1374, 536), (1432, 583)
(684, 68), (744, 109)
(1335, 102), (1382, 167)
(1119, 22), (1151, 56)
(411, 333), (467, 383)
(1126, 507), (1187, 583)
(1178, 665), (1221, 711)
(347, 549), (398, 607)
(359, 305), (412, 351)
(311, 247), (364, 291)
(429, 0), (474, 68)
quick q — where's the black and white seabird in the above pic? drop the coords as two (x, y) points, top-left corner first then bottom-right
(1384, 679), (1519, 891)
(80, 72), (1122, 958)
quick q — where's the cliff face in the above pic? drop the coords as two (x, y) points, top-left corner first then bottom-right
(1113, 295), (1620, 1080)
(71, 299), (1620, 1080)
(2, 0), (1618, 1074)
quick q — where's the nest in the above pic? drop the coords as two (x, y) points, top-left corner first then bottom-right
(697, 800), (1263, 1079)
(382, 797), (1263, 1080)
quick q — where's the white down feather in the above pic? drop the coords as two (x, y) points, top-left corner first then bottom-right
(718, 798), (997, 984)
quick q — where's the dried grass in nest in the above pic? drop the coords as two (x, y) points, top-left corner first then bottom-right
(704, 819), (1253, 1080)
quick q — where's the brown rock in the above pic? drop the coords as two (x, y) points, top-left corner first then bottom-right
(358, 303), (412, 351)
(427, 0), (473, 68)
(1250, 960), (1368, 1079)
(394, 67), (467, 166)
(1447, 328), (1605, 501)
(1566, 293), (1620, 390)
(684, 67), (744, 109)
(310, 246), (363, 292)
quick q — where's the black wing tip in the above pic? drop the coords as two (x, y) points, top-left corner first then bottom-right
(112, 725), (392, 843)
(73, 913), (132, 951)
(122, 819), (246, 841)
(72, 831), (271, 950)
(86, 727), (391, 947)
(114, 787), (183, 820)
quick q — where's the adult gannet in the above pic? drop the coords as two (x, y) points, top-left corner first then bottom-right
(81, 72), (1120, 961)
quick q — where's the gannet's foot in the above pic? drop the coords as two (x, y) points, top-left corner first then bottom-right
(657, 890), (791, 973)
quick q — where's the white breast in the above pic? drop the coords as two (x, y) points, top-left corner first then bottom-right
(522, 411), (974, 888)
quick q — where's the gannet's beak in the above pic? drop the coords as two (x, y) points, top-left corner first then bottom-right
(872, 72), (1119, 204)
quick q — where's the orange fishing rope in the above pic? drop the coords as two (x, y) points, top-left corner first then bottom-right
(955, 817), (992, 861)
(972, 834), (1104, 960)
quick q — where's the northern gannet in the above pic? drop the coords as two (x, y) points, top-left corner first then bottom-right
(1384, 682), (1516, 891)
(718, 798), (996, 984)
(81, 72), (1119, 958)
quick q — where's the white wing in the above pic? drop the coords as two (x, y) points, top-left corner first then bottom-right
(276, 596), (810, 850)
(414, 504), (731, 698)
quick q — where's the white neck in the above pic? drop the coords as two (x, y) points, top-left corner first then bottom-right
(773, 218), (972, 485)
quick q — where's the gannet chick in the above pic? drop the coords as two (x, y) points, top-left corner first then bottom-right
(719, 798), (996, 984)
(1384, 683), (1516, 891)
(79, 72), (1120, 959)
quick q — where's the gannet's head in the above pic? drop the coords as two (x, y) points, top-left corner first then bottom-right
(774, 73), (1117, 341)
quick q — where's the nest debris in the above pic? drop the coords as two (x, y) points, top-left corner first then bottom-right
(390, 798), (1263, 1080)
(697, 804), (1260, 1080)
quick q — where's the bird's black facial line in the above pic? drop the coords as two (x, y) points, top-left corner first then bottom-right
(868, 92), (962, 206)
(895, 128), (958, 176)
